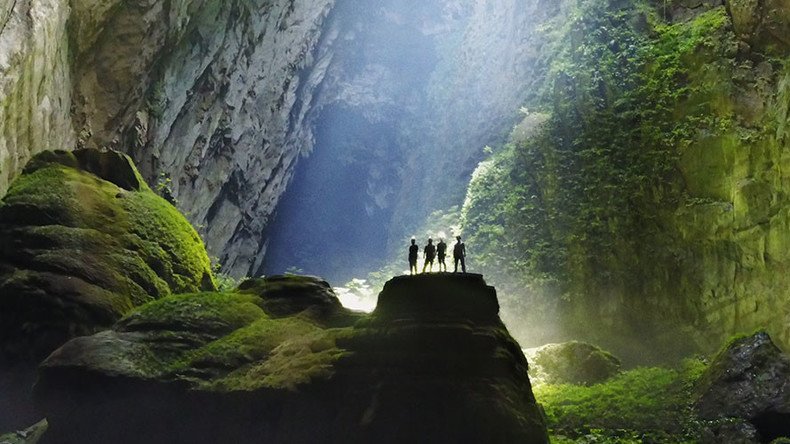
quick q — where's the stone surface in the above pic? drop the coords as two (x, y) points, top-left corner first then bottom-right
(0, 0), (74, 194)
(0, 149), (214, 431)
(0, 420), (48, 444)
(0, 149), (215, 363)
(695, 332), (790, 442)
(34, 274), (548, 444)
(0, 0), (337, 278)
(524, 341), (621, 386)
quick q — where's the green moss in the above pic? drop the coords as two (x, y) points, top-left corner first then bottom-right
(0, 151), (217, 360)
(128, 292), (265, 332)
(206, 326), (353, 391)
(458, 0), (790, 357)
(535, 359), (707, 440)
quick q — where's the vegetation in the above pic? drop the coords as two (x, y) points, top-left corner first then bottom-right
(535, 359), (708, 443)
(457, 0), (790, 354)
(463, 3), (736, 297)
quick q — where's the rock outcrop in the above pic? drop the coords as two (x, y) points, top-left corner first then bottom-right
(695, 332), (790, 443)
(0, 148), (214, 362)
(0, 149), (214, 431)
(34, 274), (548, 443)
(524, 341), (621, 386)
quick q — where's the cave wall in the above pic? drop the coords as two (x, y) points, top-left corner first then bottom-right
(461, 0), (790, 362)
(0, 0), (337, 277)
(262, 0), (568, 281)
(0, 0), (74, 194)
(0, 0), (557, 279)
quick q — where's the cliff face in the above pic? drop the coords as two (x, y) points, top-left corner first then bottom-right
(0, 0), (336, 277)
(1, 0), (556, 279)
(263, 0), (568, 281)
(0, 0), (74, 193)
(461, 0), (790, 361)
(34, 274), (549, 443)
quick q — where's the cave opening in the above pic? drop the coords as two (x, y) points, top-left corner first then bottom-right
(261, 105), (403, 284)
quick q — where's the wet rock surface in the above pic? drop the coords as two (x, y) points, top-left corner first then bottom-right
(696, 332), (790, 442)
(34, 274), (548, 444)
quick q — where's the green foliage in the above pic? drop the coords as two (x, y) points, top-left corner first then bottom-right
(461, 3), (741, 311)
(154, 172), (177, 205)
(535, 359), (707, 442)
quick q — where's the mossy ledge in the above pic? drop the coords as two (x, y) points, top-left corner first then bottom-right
(34, 274), (548, 444)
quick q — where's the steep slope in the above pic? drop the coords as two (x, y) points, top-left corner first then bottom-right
(34, 274), (548, 444)
(461, 0), (790, 361)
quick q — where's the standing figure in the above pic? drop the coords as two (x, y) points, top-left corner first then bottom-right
(453, 236), (466, 273)
(436, 238), (447, 272)
(408, 239), (419, 275)
(423, 238), (436, 273)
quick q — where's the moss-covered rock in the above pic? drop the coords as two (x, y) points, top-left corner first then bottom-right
(34, 274), (548, 444)
(525, 341), (621, 386)
(695, 332), (790, 442)
(0, 148), (215, 364)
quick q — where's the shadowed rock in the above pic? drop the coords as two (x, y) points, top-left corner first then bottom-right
(695, 332), (790, 442)
(34, 274), (548, 444)
(0, 149), (215, 432)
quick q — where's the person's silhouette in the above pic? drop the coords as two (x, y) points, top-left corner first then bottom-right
(423, 238), (436, 273)
(436, 238), (447, 272)
(453, 236), (466, 273)
(408, 239), (419, 275)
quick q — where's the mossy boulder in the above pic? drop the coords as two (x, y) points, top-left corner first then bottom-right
(524, 341), (621, 386)
(695, 332), (790, 442)
(34, 274), (548, 444)
(0, 148), (215, 364)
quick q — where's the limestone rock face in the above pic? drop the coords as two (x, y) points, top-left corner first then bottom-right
(695, 332), (790, 442)
(73, 0), (337, 277)
(0, 149), (215, 364)
(34, 274), (548, 444)
(726, 0), (790, 54)
(0, 0), (74, 193)
(0, 0), (337, 277)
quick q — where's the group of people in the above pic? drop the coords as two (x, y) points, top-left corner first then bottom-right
(408, 236), (466, 275)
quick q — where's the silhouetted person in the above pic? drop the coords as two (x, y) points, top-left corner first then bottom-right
(453, 236), (466, 273)
(436, 238), (447, 272)
(408, 239), (419, 275)
(423, 238), (436, 273)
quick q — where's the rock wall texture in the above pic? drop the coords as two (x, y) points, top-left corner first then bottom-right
(0, 0), (74, 193)
(461, 0), (790, 362)
(0, 0), (337, 277)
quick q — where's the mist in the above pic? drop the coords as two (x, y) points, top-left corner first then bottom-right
(261, 0), (545, 286)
